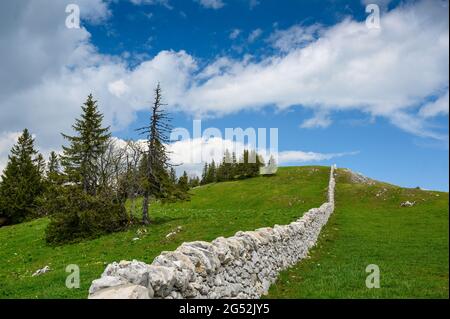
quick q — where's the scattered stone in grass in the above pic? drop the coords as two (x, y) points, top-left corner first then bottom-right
(375, 188), (388, 197)
(132, 237), (140, 241)
(165, 232), (176, 239)
(136, 228), (147, 236)
(343, 168), (376, 185)
(165, 226), (183, 239)
(32, 265), (50, 277)
(400, 201), (415, 207)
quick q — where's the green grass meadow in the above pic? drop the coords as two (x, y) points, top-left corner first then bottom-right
(267, 169), (449, 298)
(0, 166), (447, 299)
(0, 166), (328, 298)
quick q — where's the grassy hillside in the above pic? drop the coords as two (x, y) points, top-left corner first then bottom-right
(0, 166), (447, 299)
(0, 166), (329, 299)
(267, 168), (449, 298)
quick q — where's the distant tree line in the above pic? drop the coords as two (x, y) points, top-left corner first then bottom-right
(200, 149), (265, 185)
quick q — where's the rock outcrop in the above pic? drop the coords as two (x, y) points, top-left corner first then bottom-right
(88, 165), (336, 299)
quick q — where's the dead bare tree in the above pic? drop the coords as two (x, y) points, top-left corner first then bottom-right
(137, 83), (173, 225)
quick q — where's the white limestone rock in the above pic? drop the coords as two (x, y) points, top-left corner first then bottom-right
(88, 284), (151, 299)
(89, 276), (128, 295)
(32, 265), (50, 277)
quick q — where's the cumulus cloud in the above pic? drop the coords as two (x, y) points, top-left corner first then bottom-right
(108, 80), (130, 98)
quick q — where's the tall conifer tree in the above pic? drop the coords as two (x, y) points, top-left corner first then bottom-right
(0, 129), (43, 224)
(61, 94), (111, 195)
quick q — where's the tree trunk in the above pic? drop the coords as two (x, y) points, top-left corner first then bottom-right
(142, 191), (150, 225)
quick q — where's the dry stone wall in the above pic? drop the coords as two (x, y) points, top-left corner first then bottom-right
(88, 165), (336, 299)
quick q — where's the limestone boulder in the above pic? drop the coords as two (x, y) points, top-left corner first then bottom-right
(88, 284), (151, 299)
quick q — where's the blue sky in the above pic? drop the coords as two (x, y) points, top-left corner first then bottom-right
(0, 0), (448, 190)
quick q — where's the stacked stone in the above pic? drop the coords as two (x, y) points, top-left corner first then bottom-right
(88, 166), (336, 299)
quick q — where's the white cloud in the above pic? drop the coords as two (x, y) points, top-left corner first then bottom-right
(278, 150), (359, 164)
(129, 0), (173, 9)
(229, 29), (241, 39)
(177, 0), (449, 138)
(300, 111), (332, 129)
(248, 28), (263, 42)
(195, 0), (225, 10)
(419, 90), (449, 118)
(0, 132), (21, 175)
(76, 0), (112, 24)
(267, 24), (322, 52)
(108, 80), (130, 97)
(361, 0), (393, 10)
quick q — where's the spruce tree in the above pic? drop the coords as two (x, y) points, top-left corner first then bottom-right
(223, 149), (233, 181)
(177, 171), (189, 193)
(46, 151), (63, 187)
(61, 94), (111, 195)
(189, 175), (200, 188)
(201, 163), (208, 185)
(248, 150), (263, 177)
(206, 160), (217, 183)
(0, 129), (43, 224)
(35, 153), (46, 177)
(231, 151), (238, 179)
(169, 167), (177, 184)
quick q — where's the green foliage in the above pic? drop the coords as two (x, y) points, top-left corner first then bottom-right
(205, 160), (217, 184)
(35, 152), (64, 217)
(43, 95), (129, 243)
(46, 151), (62, 186)
(201, 163), (208, 185)
(61, 94), (111, 196)
(169, 167), (177, 184)
(189, 175), (200, 188)
(44, 187), (131, 245)
(0, 129), (44, 225)
(177, 171), (189, 193)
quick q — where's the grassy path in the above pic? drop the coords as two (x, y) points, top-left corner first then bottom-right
(266, 169), (449, 298)
(0, 166), (328, 298)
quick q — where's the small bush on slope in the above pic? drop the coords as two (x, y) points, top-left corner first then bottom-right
(44, 187), (131, 245)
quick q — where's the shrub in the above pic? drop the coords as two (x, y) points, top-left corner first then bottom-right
(45, 187), (132, 245)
